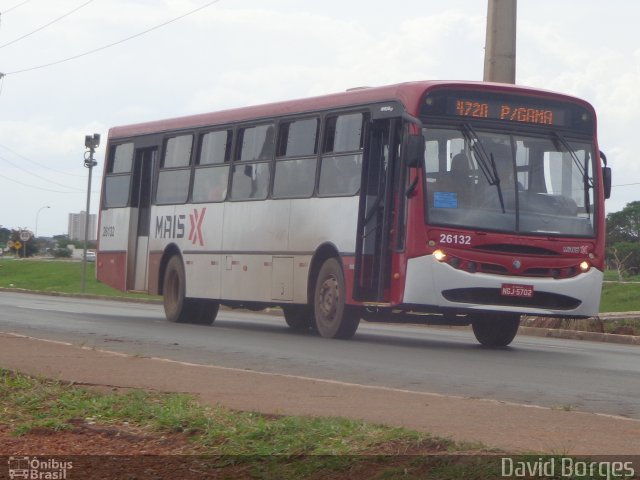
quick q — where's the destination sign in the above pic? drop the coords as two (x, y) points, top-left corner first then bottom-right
(452, 99), (561, 126)
(421, 89), (594, 133)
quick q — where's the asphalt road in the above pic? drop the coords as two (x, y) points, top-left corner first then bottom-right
(1, 291), (639, 419)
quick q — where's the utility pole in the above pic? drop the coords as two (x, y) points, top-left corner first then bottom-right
(81, 133), (100, 293)
(483, 0), (517, 84)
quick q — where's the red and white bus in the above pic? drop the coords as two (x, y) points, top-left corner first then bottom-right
(97, 80), (611, 347)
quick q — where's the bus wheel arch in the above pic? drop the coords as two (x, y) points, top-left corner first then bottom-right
(308, 244), (360, 339)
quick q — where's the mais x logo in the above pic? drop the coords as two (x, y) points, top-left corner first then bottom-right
(188, 207), (206, 246)
(154, 207), (206, 246)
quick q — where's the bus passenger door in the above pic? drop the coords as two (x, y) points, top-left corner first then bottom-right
(127, 147), (156, 291)
(354, 119), (399, 302)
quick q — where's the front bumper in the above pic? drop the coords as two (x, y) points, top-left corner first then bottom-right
(403, 254), (603, 317)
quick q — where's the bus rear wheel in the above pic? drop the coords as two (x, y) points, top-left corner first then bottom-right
(313, 257), (360, 339)
(282, 305), (314, 332)
(163, 255), (219, 326)
(471, 313), (520, 347)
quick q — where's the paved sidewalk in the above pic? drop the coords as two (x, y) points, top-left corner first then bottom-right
(1, 331), (639, 455)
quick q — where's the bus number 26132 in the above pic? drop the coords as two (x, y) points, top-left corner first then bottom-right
(439, 234), (471, 245)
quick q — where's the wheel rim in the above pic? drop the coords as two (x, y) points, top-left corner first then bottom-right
(318, 274), (339, 324)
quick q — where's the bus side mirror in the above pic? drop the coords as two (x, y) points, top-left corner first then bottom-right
(603, 166), (612, 199)
(600, 150), (611, 200)
(406, 134), (425, 168)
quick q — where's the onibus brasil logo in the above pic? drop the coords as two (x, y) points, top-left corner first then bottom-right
(8, 456), (73, 479)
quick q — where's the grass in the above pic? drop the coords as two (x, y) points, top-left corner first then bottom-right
(0, 367), (434, 454)
(1, 368), (500, 479)
(600, 282), (640, 313)
(603, 270), (640, 282)
(1, 369), (617, 479)
(0, 257), (156, 300)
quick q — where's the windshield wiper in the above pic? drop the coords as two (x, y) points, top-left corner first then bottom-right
(553, 132), (592, 214)
(461, 123), (505, 213)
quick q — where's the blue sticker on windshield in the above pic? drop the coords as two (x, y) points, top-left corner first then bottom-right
(434, 191), (458, 209)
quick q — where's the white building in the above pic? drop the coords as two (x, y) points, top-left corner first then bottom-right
(68, 211), (97, 241)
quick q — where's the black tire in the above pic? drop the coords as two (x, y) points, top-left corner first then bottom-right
(188, 298), (219, 326)
(282, 305), (314, 332)
(163, 255), (219, 325)
(313, 257), (360, 339)
(471, 313), (520, 347)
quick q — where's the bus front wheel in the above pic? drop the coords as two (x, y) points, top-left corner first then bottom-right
(471, 313), (520, 347)
(163, 255), (219, 326)
(313, 257), (360, 339)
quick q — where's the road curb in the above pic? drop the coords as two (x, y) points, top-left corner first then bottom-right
(0, 287), (163, 304)
(519, 326), (640, 345)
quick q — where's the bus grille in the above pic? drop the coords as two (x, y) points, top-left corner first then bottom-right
(445, 257), (580, 279)
(473, 244), (558, 255)
(442, 288), (581, 310)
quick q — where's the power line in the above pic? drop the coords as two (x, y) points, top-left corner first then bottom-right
(612, 182), (640, 188)
(4, 0), (222, 76)
(0, 170), (97, 194)
(0, 142), (85, 177)
(0, 0), (96, 50)
(0, 153), (85, 191)
(1, 0), (34, 16)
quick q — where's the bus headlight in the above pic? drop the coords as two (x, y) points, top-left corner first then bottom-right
(433, 249), (446, 262)
(579, 260), (590, 272)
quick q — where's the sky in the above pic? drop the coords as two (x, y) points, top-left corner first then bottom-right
(0, 0), (638, 238)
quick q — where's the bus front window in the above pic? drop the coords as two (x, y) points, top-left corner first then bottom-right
(423, 127), (596, 237)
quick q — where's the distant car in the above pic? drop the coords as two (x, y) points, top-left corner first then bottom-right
(84, 251), (96, 262)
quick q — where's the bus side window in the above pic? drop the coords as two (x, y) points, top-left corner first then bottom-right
(319, 113), (364, 196)
(230, 124), (273, 201)
(273, 117), (319, 198)
(238, 124), (275, 162)
(103, 142), (134, 208)
(156, 134), (193, 205)
(192, 130), (232, 203)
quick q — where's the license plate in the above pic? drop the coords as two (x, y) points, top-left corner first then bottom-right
(501, 283), (534, 298)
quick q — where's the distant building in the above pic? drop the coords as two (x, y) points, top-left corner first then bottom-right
(68, 211), (97, 241)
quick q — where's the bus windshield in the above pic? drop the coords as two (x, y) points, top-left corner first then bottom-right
(423, 126), (596, 237)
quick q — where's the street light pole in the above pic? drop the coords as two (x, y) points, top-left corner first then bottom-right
(35, 205), (50, 238)
(81, 133), (100, 293)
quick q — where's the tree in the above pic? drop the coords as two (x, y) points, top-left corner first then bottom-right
(0, 227), (10, 246)
(609, 244), (640, 279)
(606, 202), (640, 277)
(53, 234), (95, 250)
(607, 201), (640, 244)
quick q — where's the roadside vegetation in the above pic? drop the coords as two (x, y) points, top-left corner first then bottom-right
(600, 281), (640, 314)
(0, 257), (156, 300)
(1, 368), (506, 479)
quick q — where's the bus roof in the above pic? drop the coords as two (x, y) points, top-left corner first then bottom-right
(108, 80), (588, 140)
